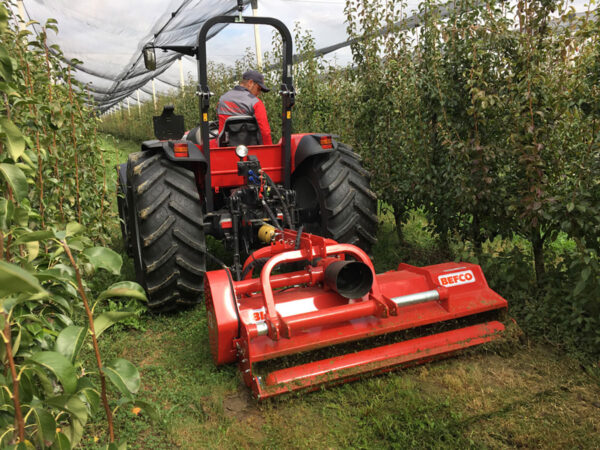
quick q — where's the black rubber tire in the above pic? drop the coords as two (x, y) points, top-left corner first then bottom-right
(292, 143), (378, 253)
(126, 150), (206, 312)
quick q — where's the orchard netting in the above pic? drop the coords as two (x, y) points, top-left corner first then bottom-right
(14, 0), (443, 114)
(13, 0), (593, 114)
(17, 0), (253, 112)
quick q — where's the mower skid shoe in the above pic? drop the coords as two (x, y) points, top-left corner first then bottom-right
(252, 321), (504, 399)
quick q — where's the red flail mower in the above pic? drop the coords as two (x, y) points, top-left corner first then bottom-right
(205, 229), (507, 399)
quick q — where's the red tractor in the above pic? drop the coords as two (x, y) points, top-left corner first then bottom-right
(117, 4), (508, 398)
(117, 7), (378, 312)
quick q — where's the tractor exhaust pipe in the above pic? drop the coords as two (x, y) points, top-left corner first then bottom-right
(324, 261), (373, 299)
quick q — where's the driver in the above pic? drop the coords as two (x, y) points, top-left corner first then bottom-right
(217, 70), (273, 145)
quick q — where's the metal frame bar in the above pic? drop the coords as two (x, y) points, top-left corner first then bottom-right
(196, 15), (294, 211)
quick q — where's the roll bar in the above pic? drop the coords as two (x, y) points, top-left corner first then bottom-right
(196, 15), (295, 211)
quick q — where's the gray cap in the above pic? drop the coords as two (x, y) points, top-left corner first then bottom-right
(242, 69), (270, 92)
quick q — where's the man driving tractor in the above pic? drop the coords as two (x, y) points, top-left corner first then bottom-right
(217, 69), (273, 145)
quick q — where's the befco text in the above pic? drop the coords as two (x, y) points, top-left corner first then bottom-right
(438, 270), (476, 287)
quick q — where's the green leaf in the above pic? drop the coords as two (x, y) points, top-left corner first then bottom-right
(0, 117), (26, 161)
(97, 281), (147, 303)
(0, 47), (12, 81)
(46, 395), (87, 446)
(0, 197), (13, 229)
(0, 260), (45, 298)
(13, 205), (29, 226)
(28, 365), (54, 396)
(65, 237), (85, 252)
(0, 163), (28, 202)
(573, 277), (587, 297)
(581, 266), (591, 282)
(105, 358), (140, 397)
(48, 295), (72, 314)
(31, 406), (57, 447)
(51, 432), (71, 450)
(0, 4), (9, 33)
(62, 414), (85, 447)
(11, 325), (21, 356)
(34, 264), (75, 283)
(24, 240), (39, 262)
(82, 247), (122, 275)
(30, 351), (78, 395)
(77, 378), (100, 414)
(13, 230), (55, 245)
(66, 222), (85, 237)
(45, 395), (88, 425)
(93, 311), (136, 338)
(55, 326), (86, 364)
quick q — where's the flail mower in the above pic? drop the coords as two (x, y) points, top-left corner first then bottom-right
(117, 1), (508, 399)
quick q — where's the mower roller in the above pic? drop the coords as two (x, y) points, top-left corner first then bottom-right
(205, 229), (507, 399)
(117, 1), (509, 399)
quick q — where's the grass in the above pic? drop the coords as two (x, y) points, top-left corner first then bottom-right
(99, 134), (139, 169)
(83, 135), (600, 448)
(83, 304), (600, 449)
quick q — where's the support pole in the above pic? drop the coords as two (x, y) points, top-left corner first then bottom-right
(251, 0), (263, 70)
(179, 57), (185, 97)
(16, 0), (26, 32)
(137, 89), (141, 117)
(152, 79), (157, 111)
(126, 97), (130, 117)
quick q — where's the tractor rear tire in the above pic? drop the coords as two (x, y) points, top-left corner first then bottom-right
(126, 150), (206, 312)
(293, 143), (378, 253)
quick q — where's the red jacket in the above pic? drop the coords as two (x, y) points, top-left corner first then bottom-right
(217, 85), (272, 145)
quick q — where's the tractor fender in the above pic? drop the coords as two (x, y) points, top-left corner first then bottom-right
(292, 133), (338, 173)
(142, 140), (208, 167)
(141, 139), (162, 151)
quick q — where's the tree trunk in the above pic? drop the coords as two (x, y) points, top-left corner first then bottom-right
(532, 231), (546, 288)
(393, 207), (404, 243)
(472, 213), (483, 257)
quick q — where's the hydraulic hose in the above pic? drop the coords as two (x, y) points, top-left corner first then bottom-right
(261, 198), (283, 231)
(262, 171), (294, 230)
(241, 256), (270, 280)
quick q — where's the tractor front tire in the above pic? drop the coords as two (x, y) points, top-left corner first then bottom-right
(293, 143), (378, 253)
(127, 150), (206, 312)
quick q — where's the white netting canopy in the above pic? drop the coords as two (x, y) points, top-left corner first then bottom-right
(17, 0), (592, 113)
(19, 0), (253, 112)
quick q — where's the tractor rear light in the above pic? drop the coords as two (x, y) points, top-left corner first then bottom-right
(173, 143), (188, 157)
(320, 136), (333, 149)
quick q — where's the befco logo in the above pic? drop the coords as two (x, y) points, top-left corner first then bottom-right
(438, 270), (476, 287)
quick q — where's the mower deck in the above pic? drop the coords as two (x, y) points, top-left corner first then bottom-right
(205, 230), (508, 399)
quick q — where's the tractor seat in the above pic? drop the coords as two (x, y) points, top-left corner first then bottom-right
(218, 115), (262, 147)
